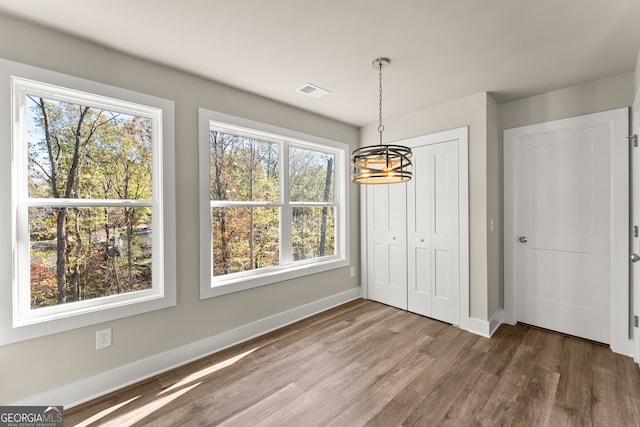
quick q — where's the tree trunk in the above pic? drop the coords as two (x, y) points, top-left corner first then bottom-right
(71, 271), (79, 302)
(55, 208), (67, 304)
(126, 207), (134, 286)
(122, 161), (133, 284)
(319, 157), (333, 256)
(35, 98), (67, 303)
(219, 212), (229, 274)
(71, 208), (82, 301)
(249, 139), (255, 269)
(211, 132), (230, 274)
(104, 208), (111, 254)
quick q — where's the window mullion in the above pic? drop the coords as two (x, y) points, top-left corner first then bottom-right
(25, 198), (153, 207)
(281, 142), (292, 265)
(15, 199), (31, 321)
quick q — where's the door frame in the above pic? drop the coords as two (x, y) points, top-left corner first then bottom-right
(633, 88), (640, 365)
(360, 127), (470, 330)
(504, 108), (632, 356)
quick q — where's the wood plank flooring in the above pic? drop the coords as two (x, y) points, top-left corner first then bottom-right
(65, 299), (640, 426)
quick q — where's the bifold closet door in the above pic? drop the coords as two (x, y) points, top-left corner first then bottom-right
(407, 140), (459, 324)
(366, 183), (407, 310)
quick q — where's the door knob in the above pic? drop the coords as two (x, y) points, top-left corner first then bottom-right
(631, 253), (640, 263)
(518, 236), (528, 243)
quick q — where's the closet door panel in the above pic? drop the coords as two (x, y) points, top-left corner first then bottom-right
(408, 145), (432, 316)
(387, 181), (407, 309)
(431, 140), (459, 324)
(367, 185), (388, 304)
(367, 183), (407, 310)
(369, 242), (387, 303)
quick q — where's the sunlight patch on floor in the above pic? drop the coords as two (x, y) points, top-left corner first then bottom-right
(159, 347), (259, 395)
(73, 396), (141, 427)
(72, 347), (259, 425)
(100, 382), (201, 426)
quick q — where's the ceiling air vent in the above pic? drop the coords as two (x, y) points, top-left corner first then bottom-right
(297, 83), (330, 99)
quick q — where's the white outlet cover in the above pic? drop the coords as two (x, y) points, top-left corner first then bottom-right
(96, 328), (112, 350)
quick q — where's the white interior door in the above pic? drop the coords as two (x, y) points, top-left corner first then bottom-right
(517, 126), (611, 343)
(407, 140), (459, 324)
(366, 183), (407, 310)
(504, 108), (629, 349)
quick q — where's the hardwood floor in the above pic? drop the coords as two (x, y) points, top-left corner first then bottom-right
(65, 299), (640, 426)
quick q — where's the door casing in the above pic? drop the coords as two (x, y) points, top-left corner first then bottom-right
(504, 108), (632, 356)
(632, 90), (640, 365)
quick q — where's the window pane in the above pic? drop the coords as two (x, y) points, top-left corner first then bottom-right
(29, 206), (153, 309)
(292, 207), (335, 261)
(289, 147), (335, 202)
(212, 207), (279, 275)
(26, 96), (152, 200)
(209, 131), (279, 202)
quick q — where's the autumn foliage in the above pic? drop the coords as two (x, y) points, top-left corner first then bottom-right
(27, 96), (153, 309)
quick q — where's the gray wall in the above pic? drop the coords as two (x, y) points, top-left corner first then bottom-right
(636, 50), (640, 92)
(0, 14), (360, 404)
(486, 95), (501, 317)
(498, 73), (634, 130)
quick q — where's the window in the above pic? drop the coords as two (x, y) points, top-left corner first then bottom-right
(0, 58), (176, 344)
(199, 109), (349, 298)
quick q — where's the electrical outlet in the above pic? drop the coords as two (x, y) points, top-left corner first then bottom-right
(96, 328), (112, 350)
(350, 267), (355, 277)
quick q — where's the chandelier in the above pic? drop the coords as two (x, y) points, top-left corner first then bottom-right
(351, 58), (412, 184)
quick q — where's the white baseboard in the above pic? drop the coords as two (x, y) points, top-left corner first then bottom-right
(11, 287), (361, 409)
(464, 309), (503, 338)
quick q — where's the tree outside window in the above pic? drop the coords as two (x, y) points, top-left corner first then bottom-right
(207, 127), (340, 282)
(26, 96), (154, 309)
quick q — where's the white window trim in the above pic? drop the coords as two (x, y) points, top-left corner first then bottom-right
(198, 108), (349, 299)
(0, 58), (176, 345)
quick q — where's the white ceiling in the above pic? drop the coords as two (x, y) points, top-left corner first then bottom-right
(0, 0), (639, 127)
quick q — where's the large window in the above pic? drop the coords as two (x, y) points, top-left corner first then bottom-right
(0, 59), (176, 344)
(199, 109), (348, 298)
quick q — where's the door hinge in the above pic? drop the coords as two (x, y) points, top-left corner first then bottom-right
(634, 226), (638, 238)
(629, 135), (638, 147)
(635, 316), (639, 328)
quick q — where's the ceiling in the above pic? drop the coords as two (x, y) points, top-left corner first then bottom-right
(0, 0), (639, 127)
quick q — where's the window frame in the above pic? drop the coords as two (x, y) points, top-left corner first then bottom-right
(199, 109), (349, 299)
(0, 58), (176, 345)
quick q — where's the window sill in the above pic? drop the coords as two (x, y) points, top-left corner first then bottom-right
(200, 257), (349, 299)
